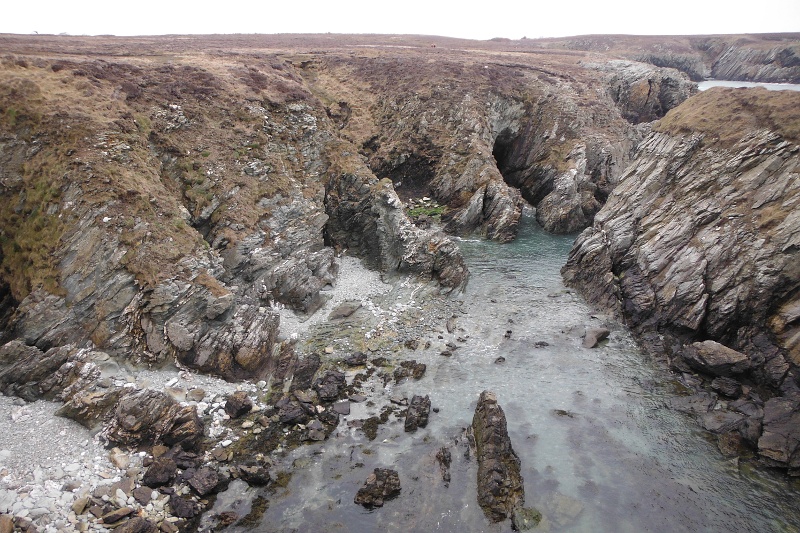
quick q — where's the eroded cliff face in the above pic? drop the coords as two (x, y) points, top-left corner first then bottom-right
(300, 53), (692, 237)
(0, 45), (469, 383)
(562, 88), (800, 469)
(0, 33), (700, 389)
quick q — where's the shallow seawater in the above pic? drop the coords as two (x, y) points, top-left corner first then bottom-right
(224, 216), (800, 532)
(698, 80), (800, 91)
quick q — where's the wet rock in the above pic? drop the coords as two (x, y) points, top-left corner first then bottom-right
(169, 493), (198, 518)
(404, 395), (431, 432)
(700, 411), (747, 434)
(236, 464), (271, 486)
(114, 518), (159, 533)
(354, 468), (401, 508)
(680, 341), (751, 377)
(142, 457), (177, 487)
(224, 391), (253, 418)
(472, 391), (524, 522)
(669, 392), (716, 415)
(393, 360), (426, 383)
(361, 416), (380, 441)
(582, 328), (610, 348)
(314, 370), (346, 402)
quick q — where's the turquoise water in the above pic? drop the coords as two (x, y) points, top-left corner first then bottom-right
(214, 215), (800, 532)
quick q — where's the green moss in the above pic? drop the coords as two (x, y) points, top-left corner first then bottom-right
(407, 205), (446, 218)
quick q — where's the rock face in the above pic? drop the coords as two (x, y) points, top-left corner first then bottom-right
(471, 391), (524, 522)
(562, 88), (800, 469)
(588, 60), (697, 124)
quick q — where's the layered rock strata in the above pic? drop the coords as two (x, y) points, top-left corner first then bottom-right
(562, 88), (800, 469)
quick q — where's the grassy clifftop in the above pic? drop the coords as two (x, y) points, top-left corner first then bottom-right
(654, 87), (800, 147)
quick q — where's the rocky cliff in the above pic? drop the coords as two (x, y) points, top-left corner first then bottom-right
(537, 33), (800, 83)
(0, 33), (698, 393)
(562, 87), (800, 470)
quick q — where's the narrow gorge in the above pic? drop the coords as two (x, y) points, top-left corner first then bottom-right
(0, 32), (798, 532)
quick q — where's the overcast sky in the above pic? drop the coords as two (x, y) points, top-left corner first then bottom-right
(2, 0), (798, 39)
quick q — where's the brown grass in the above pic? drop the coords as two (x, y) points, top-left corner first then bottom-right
(654, 87), (800, 147)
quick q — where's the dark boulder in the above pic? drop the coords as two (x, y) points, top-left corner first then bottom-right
(314, 370), (346, 402)
(224, 391), (253, 418)
(188, 467), (222, 496)
(142, 457), (177, 487)
(404, 395), (431, 432)
(169, 494), (198, 518)
(344, 352), (367, 366)
(354, 468), (401, 508)
(472, 391), (524, 522)
(290, 354), (321, 392)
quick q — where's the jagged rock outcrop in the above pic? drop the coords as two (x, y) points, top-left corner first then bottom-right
(708, 41), (800, 83)
(471, 391), (524, 523)
(562, 88), (800, 468)
(587, 60), (697, 124)
(538, 33), (800, 83)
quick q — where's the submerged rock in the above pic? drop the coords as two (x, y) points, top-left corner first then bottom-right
(354, 468), (401, 508)
(472, 391), (525, 522)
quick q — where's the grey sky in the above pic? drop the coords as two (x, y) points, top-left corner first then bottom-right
(2, 0), (798, 39)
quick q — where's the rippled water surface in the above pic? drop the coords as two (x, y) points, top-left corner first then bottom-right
(233, 216), (800, 532)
